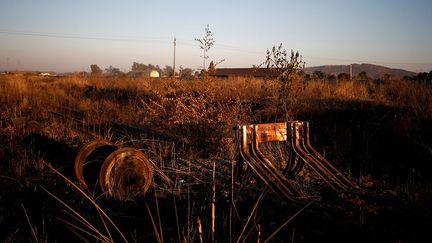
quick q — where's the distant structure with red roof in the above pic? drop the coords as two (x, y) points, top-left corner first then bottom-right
(214, 68), (279, 79)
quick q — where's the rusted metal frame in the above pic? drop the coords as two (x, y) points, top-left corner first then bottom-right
(238, 158), (254, 186)
(253, 123), (287, 143)
(291, 122), (340, 192)
(298, 121), (355, 192)
(286, 136), (297, 176)
(247, 142), (299, 202)
(238, 126), (277, 193)
(251, 125), (304, 199)
(246, 124), (303, 202)
(287, 122), (306, 176)
(296, 121), (351, 191)
(287, 155), (302, 177)
(234, 125), (254, 186)
(281, 139), (297, 177)
(295, 122), (349, 190)
(235, 145), (253, 186)
(304, 121), (354, 188)
(248, 140), (293, 200)
(303, 122), (357, 190)
(234, 126), (253, 185)
(240, 125), (298, 202)
(239, 126), (283, 194)
(248, 124), (297, 200)
(296, 122), (349, 191)
(255, 122), (296, 177)
(250, 122), (298, 177)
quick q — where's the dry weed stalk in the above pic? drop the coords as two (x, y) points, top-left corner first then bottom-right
(236, 187), (267, 243)
(21, 203), (39, 243)
(43, 163), (128, 242)
(212, 159), (216, 243)
(40, 186), (111, 242)
(145, 202), (163, 243)
(264, 44), (305, 120)
(263, 201), (314, 243)
(197, 218), (203, 243)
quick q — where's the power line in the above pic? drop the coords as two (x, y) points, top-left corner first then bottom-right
(304, 55), (432, 66)
(0, 30), (170, 43)
(0, 30), (259, 53)
(1, 30), (430, 69)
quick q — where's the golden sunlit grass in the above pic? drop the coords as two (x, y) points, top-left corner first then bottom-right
(1, 73), (431, 166)
(1, 73), (432, 242)
(2, 74), (432, 133)
(1, 73), (431, 178)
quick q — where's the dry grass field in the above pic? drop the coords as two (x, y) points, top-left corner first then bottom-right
(1, 73), (432, 242)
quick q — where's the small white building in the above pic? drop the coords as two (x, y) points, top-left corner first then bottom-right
(150, 70), (160, 78)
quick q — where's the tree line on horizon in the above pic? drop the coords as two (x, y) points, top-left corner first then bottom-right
(88, 25), (220, 79)
(90, 62), (199, 79)
(88, 62), (431, 83)
(87, 23), (430, 83)
(89, 60), (219, 79)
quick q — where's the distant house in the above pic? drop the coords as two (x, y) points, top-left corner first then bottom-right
(150, 70), (160, 78)
(214, 68), (279, 79)
(38, 71), (56, 76)
(128, 70), (160, 78)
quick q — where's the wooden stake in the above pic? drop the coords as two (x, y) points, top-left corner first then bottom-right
(197, 218), (203, 243)
(257, 224), (261, 243)
(212, 159), (216, 242)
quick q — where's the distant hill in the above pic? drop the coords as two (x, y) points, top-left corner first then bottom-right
(304, 63), (416, 79)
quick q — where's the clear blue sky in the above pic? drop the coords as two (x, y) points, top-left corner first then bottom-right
(1, 0), (431, 72)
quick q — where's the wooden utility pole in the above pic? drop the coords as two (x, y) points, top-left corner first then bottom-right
(350, 64), (353, 80)
(203, 48), (206, 71)
(173, 37), (176, 80)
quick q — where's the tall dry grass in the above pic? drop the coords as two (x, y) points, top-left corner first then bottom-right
(2, 73), (432, 153)
(2, 73), (432, 242)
